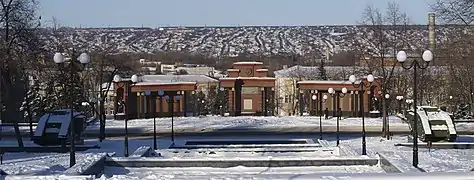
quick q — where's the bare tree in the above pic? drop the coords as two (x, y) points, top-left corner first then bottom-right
(0, 0), (42, 147)
(431, 0), (474, 114)
(431, 0), (474, 25)
(358, 2), (412, 137)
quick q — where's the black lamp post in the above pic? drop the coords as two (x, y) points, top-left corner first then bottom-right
(449, 95), (453, 113)
(219, 87), (225, 116)
(53, 51), (90, 167)
(113, 74), (138, 157)
(349, 74), (375, 155)
(396, 96), (404, 114)
(384, 93), (391, 140)
(311, 91), (328, 140)
(201, 99), (205, 115)
(406, 99), (414, 116)
(299, 89), (304, 116)
(155, 89), (164, 150)
(165, 93), (180, 145)
(396, 50), (433, 168)
(328, 87), (347, 146)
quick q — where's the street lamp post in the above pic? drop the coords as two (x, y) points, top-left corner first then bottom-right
(349, 74), (375, 155)
(53, 51), (90, 167)
(449, 95), (453, 113)
(219, 87), (225, 116)
(299, 89), (304, 116)
(396, 96), (404, 114)
(397, 50), (433, 167)
(312, 92), (328, 140)
(201, 100), (205, 115)
(113, 74), (138, 157)
(165, 93), (180, 145)
(406, 98), (414, 122)
(328, 87), (347, 146)
(311, 92), (316, 116)
(155, 89), (164, 150)
(384, 94), (391, 140)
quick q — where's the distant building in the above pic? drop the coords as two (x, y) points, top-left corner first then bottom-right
(296, 79), (381, 117)
(100, 82), (116, 116)
(160, 64), (176, 74)
(219, 62), (276, 116)
(113, 74), (218, 119)
(273, 65), (360, 116)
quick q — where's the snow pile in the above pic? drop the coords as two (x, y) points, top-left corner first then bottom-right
(0, 153), (106, 175)
(64, 153), (108, 175)
(336, 136), (474, 172)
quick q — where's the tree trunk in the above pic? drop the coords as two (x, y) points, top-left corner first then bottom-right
(382, 96), (387, 138)
(4, 72), (25, 149)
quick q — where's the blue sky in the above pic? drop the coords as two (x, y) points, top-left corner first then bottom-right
(39, 0), (435, 27)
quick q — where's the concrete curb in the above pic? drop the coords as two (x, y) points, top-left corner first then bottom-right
(377, 152), (424, 173)
(338, 145), (360, 156)
(377, 153), (402, 173)
(317, 139), (331, 147)
(0, 168), (7, 175)
(105, 156), (379, 168)
(64, 153), (109, 176)
(169, 147), (338, 153)
(0, 175), (95, 180)
(130, 146), (154, 157)
(395, 142), (474, 149)
(174, 144), (323, 149)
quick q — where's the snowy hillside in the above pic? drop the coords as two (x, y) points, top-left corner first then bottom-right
(39, 25), (462, 57)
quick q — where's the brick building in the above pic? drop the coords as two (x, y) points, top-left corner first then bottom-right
(219, 62), (276, 116)
(296, 77), (382, 117)
(113, 74), (218, 119)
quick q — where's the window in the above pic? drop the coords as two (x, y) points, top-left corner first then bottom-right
(284, 95), (290, 103)
(244, 99), (253, 110)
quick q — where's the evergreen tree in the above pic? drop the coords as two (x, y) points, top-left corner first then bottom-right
(68, 72), (87, 113)
(41, 70), (86, 113)
(20, 76), (43, 121)
(318, 59), (328, 80)
(196, 91), (207, 115)
(42, 77), (60, 112)
(207, 86), (219, 115)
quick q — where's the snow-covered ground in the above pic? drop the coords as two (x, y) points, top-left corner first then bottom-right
(85, 115), (474, 135)
(2, 134), (474, 179)
(2, 115), (474, 179)
(94, 116), (407, 130)
(101, 166), (386, 180)
(4, 116), (474, 135)
(0, 152), (106, 175)
(332, 136), (474, 173)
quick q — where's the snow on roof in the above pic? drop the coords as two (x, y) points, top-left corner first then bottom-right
(135, 81), (196, 86)
(274, 65), (360, 79)
(256, 69), (268, 71)
(233, 61), (263, 65)
(274, 65), (449, 79)
(227, 69), (240, 72)
(220, 77), (276, 80)
(141, 75), (218, 83)
(298, 80), (359, 85)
